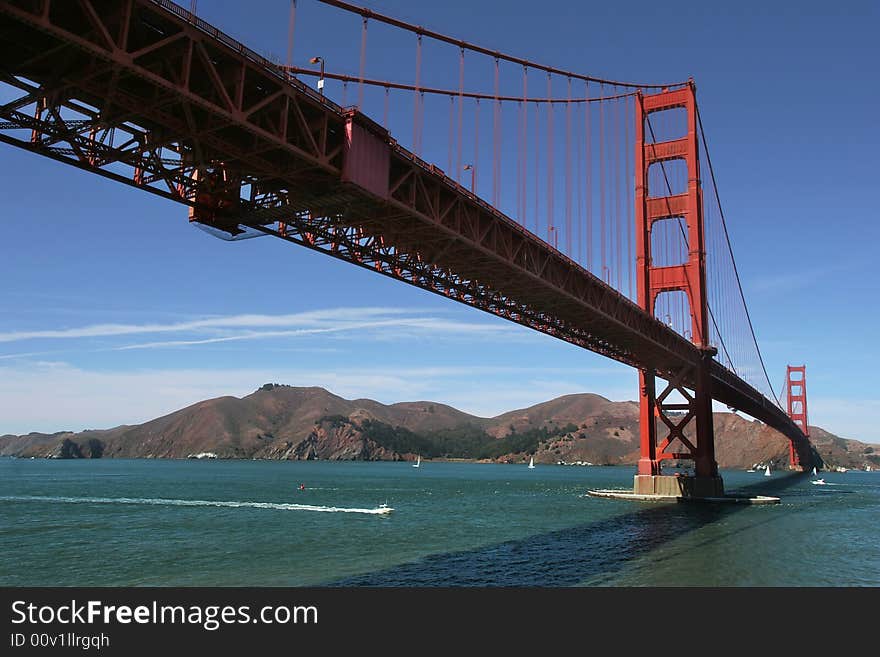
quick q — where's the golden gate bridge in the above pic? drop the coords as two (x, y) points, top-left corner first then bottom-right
(0, 0), (815, 498)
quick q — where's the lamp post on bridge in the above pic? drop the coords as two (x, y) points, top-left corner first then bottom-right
(463, 164), (474, 193)
(549, 225), (560, 250)
(310, 56), (325, 96)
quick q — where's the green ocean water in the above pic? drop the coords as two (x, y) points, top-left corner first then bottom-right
(1, 458), (877, 586)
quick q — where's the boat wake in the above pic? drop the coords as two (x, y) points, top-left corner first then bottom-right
(0, 495), (392, 515)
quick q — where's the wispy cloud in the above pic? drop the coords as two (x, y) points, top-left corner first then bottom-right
(0, 308), (528, 357)
(0, 308), (422, 343)
(0, 351), (58, 361)
(113, 318), (516, 350)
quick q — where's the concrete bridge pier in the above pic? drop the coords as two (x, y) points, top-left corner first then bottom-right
(633, 474), (725, 498)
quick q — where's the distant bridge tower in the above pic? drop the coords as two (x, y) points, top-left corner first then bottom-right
(634, 81), (723, 497)
(785, 365), (809, 468)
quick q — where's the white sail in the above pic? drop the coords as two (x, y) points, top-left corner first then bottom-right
(528, 456), (535, 469)
(764, 465), (771, 477)
(413, 455), (421, 468)
(812, 466), (817, 475)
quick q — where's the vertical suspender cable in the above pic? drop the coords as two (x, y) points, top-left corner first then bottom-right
(565, 77), (572, 257)
(620, 98), (627, 294)
(358, 16), (367, 109)
(534, 100), (540, 236)
(287, 1), (297, 72)
(709, 202), (717, 351)
(414, 33), (422, 155)
(576, 97), (583, 267)
(457, 48), (464, 184)
(547, 72), (554, 244)
(448, 96), (454, 175)
(682, 215), (688, 333)
(626, 95), (633, 299)
(474, 98), (480, 195)
(613, 96), (622, 291)
(521, 66), (528, 227)
(599, 84), (606, 280)
(517, 100), (523, 222)
(698, 105), (780, 402)
(613, 97), (619, 290)
(493, 58), (500, 209)
(585, 82), (592, 271)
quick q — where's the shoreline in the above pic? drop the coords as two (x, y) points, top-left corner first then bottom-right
(2, 453), (623, 466)
(3, 454), (831, 472)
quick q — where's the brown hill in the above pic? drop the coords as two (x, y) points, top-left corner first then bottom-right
(1, 384), (875, 471)
(0, 384), (486, 461)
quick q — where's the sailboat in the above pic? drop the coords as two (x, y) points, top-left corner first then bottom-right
(764, 464), (771, 477)
(812, 466), (817, 476)
(528, 456), (535, 469)
(412, 455), (421, 468)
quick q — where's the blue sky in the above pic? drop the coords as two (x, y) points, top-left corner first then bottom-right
(0, 0), (877, 442)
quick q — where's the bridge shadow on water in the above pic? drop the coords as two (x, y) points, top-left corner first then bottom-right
(330, 473), (809, 586)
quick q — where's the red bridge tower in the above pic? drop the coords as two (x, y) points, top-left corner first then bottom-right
(785, 365), (809, 469)
(633, 82), (723, 497)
